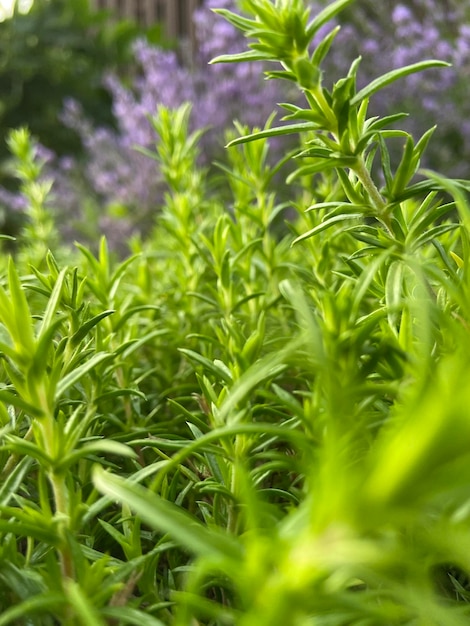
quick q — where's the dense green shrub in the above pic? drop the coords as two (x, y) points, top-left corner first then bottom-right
(0, 1), (470, 624)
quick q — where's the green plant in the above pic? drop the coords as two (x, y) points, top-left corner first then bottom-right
(96, 1), (470, 623)
(1, 1), (470, 624)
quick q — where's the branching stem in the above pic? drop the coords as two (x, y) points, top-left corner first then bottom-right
(353, 157), (393, 232)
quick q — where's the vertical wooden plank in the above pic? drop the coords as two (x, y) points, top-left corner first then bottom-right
(89, 0), (205, 42)
(179, 0), (185, 37)
(137, 0), (144, 25)
(166, 0), (178, 40)
(182, 0), (203, 59)
(142, 0), (153, 24)
(188, 0), (200, 46)
(124, 0), (134, 21)
(155, 0), (166, 24)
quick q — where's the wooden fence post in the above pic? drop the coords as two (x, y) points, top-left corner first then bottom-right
(91, 0), (203, 43)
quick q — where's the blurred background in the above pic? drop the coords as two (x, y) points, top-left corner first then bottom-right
(1, 0), (469, 250)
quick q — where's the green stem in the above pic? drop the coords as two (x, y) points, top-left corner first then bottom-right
(40, 412), (75, 580)
(307, 84), (393, 233)
(50, 471), (75, 580)
(353, 158), (386, 211)
(353, 157), (392, 232)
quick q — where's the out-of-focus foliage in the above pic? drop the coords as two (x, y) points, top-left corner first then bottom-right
(0, 0), (170, 238)
(0, 0), (139, 162)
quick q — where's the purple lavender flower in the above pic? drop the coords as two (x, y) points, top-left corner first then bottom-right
(392, 5), (413, 24)
(318, 0), (470, 175)
(0, 187), (28, 213)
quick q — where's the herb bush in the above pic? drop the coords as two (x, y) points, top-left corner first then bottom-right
(2, 0), (470, 624)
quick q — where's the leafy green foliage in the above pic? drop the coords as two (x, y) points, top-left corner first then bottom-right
(1, 1), (470, 623)
(0, 0), (146, 240)
(0, 0), (139, 160)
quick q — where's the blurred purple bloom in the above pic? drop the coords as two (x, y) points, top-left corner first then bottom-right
(0, 187), (28, 213)
(392, 5), (413, 25)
